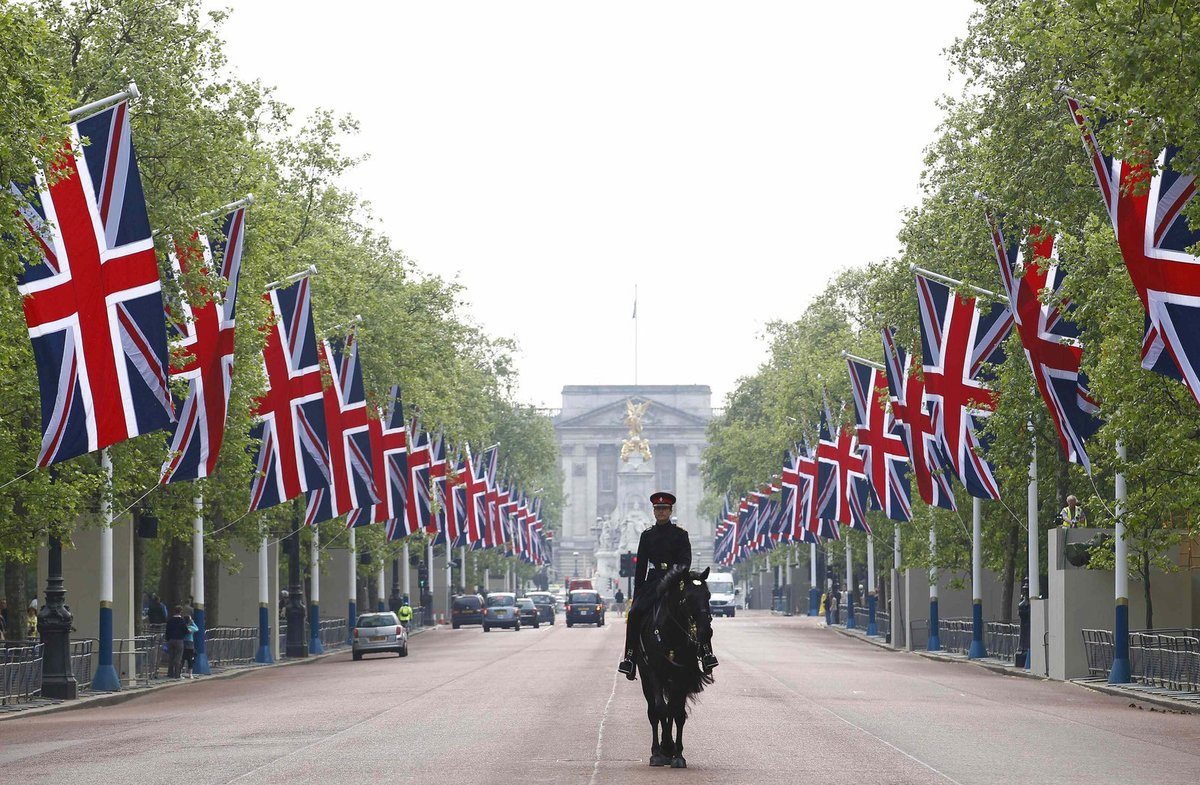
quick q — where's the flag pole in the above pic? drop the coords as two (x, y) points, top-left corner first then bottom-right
(1110, 442), (1131, 683)
(191, 494), (211, 675)
(1025, 429), (1038, 669)
(92, 447), (121, 691)
(866, 532), (877, 636)
(68, 82), (140, 120)
(197, 193), (254, 220)
(255, 530), (273, 663)
(633, 284), (638, 386)
(840, 350), (884, 370)
(309, 527), (323, 654)
(264, 264), (317, 291)
(808, 542), (819, 616)
(928, 523), (941, 651)
(891, 525), (901, 648)
(844, 535), (855, 628)
(346, 526), (357, 645)
(968, 496), (988, 659)
(908, 263), (999, 299)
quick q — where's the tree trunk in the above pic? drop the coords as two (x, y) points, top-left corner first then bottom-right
(159, 537), (190, 612)
(1000, 517), (1019, 621)
(4, 556), (26, 641)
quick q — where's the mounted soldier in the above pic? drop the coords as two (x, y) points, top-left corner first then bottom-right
(617, 491), (719, 679)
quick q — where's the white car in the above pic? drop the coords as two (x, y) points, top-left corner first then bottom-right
(351, 611), (409, 659)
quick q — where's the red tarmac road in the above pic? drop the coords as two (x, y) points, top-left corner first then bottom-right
(2, 612), (1198, 784)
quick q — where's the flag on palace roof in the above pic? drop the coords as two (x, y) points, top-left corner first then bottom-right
(16, 99), (175, 466)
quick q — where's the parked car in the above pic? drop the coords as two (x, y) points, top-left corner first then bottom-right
(452, 594), (485, 629)
(517, 597), (541, 628)
(565, 590), (605, 627)
(482, 592), (521, 632)
(527, 591), (556, 625)
(351, 611), (408, 660)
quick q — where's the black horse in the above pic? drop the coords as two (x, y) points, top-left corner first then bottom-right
(635, 565), (715, 769)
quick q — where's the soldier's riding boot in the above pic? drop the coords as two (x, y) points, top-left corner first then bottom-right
(617, 649), (636, 680)
(700, 643), (719, 673)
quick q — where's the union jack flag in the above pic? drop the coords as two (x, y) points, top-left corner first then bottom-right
(305, 332), (378, 526)
(916, 274), (1012, 500)
(403, 422), (432, 537)
(816, 400), (870, 530)
(16, 100), (175, 466)
(462, 444), (493, 546)
(779, 450), (817, 544)
(439, 453), (467, 546)
(847, 358), (912, 521)
(160, 207), (245, 483)
(1067, 97), (1200, 404)
(989, 214), (1101, 471)
(248, 277), (329, 511)
(347, 386), (409, 536)
(882, 328), (957, 510)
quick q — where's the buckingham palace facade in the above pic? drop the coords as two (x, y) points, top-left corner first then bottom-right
(552, 384), (714, 578)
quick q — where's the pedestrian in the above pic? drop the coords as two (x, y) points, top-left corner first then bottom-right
(165, 606), (188, 679)
(181, 597), (194, 619)
(613, 587), (625, 617)
(147, 593), (167, 625)
(279, 590), (289, 619)
(831, 583), (842, 625)
(1059, 495), (1087, 528)
(25, 604), (38, 639)
(182, 614), (199, 679)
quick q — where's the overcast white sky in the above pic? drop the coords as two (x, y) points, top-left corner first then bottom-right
(214, 1), (977, 409)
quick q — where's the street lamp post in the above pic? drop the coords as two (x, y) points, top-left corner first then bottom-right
(284, 499), (308, 658)
(573, 551), (580, 579)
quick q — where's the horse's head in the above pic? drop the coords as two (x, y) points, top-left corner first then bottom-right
(657, 566), (713, 647)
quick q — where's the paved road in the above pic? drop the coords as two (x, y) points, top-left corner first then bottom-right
(2, 612), (1199, 784)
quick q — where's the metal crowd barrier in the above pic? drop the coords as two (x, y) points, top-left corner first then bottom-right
(1082, 629), (1115, 677)
(1, 643), (44, 705)
(909, 619), (929, 650)
(985, 622), (1020, 662)
(1130, 632), (1200, 692)
(319, 618), (347, 648)
(70, 639), (95, 689)
(875, 610), (891, 638)
(853, 606), (869, 630)
(114, 633), (165, 685)
(205, 626), (257, 667)
(940, 619), (972, 654)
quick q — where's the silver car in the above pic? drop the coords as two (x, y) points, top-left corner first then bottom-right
(352, 611), (409, 659)
(482, 592), (521, 631)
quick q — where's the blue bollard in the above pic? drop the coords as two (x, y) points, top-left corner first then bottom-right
(346, 600), (357, 645)
(927, 598), (941, 651)
(193, 606), (211, 675)
(866, 594), (878, 636)
(377, 598), (386, 612)
(91, 604), (121, 691)
(309, 603), (324, 654)
(1109, 602), (1131, 683)
(968, 601), (987, 659)
(255, 604), (273, 663)
(809, 587), (820, 616)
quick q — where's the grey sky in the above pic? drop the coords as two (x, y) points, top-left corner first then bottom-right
(215, 1), (977, 408)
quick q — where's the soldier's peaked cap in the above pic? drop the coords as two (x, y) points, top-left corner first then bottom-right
(650, 491), (676, 507)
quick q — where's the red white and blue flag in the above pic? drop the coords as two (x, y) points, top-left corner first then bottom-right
(16, 100), (175, 466)
(780, 449), (818, 544)
(305, 332), (378, 526)
(915, 274), (1012, 500)
(1068, 97), (1200, 403)
(403, 422), (433, 537)
(847, 358), (912, 522)
(347, 386), (409, 536)
(882, 328), (957, 510)
(248, 277), (329, 511)
(160, 207), (245, 483)
(462, 444), (494, 547)
(989, 215), (1101, 471)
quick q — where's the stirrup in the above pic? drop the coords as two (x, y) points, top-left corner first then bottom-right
(617, 658), (636, 680)
(701, 654), (719, 672)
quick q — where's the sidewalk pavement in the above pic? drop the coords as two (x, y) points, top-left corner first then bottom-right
(0, 624), (437, 723)
(826, 620), (1199, 714)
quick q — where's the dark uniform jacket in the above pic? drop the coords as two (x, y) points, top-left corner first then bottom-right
(633, 522), (692, 602)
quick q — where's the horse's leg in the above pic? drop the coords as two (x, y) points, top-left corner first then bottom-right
(670, 687), (688, 768)
(660, 715), (674, 758)
(642, 676), (668, 766)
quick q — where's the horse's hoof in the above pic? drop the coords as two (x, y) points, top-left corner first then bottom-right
(649, 754), (671, 767)
(670, 756), (687, 768)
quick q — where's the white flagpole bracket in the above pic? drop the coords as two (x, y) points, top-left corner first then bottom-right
(265, 265), (317, 291)
(909, 264), (999, 300)
(198, 194), (255, 220)
(841, 350), (884, 370)
(69, 82), (140, 120)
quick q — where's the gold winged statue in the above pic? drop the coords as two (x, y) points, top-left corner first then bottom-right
(620, 398), (652, 463)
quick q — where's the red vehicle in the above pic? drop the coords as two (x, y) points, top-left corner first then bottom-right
(567, 578), (594, 593)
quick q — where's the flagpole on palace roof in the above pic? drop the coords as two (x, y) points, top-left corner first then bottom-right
(68, 82), (140, 120)
(633, 285), (638, 386)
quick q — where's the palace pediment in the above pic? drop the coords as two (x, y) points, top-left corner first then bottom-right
(555, 397), (711, 431)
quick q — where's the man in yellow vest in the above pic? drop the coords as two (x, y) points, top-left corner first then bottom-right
(1059, 495), (1087, 528)
(397, 598), (414, 628)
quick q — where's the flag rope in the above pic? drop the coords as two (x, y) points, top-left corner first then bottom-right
(0, 466), (38, 492)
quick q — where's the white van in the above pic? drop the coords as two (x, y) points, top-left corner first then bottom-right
(706, 572), (738, 617)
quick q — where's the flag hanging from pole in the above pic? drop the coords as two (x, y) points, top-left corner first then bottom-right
(16, 99), (175, 466)
(847, 357), (912, 522)
(347, 386), (409, 534)
(160, 207), (246, 484)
